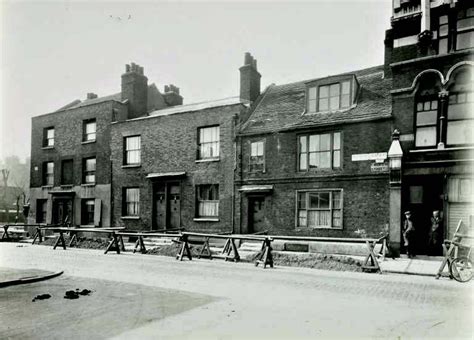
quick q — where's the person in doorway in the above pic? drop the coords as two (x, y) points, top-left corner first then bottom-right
(428, 210), (443, 256)
(403, 211), (416, 258)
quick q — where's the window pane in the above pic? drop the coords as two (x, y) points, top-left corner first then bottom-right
(318, 98), (329, 111)
(431, 100), (438, 110)
(340, 94), (350, 108)
(309, 193), (319, 208)
(299, 153), (307, 170)
(320, 134), (331, 150)
(333, 132), (341, 150)
(333, 150), (341, 168)
(448, 103), (471, 120)
(318, 192), (330, 208)
(341, 81), (350, 95)
(251, 142), (257, 156)
(320, 151), (331, 168)
(439, 15), (448, 25)
(309, 135), (319, 152)
(319, 85), (329, 98)
(439, 38), (448, 54)
(47, 129), (54, 138)
(309, 87), (317, 100)
(457, 17), (474, 30)
(308, 99), (316, 112)
(416, 102), (423, 111)
(332, 191), (342, 209)
(329, 84), (339, 96)
(298, 210), (307, 227)
(329, 96), (339, 110)
(309, 152), (318, 168)
(456, 31), (474, 50)
(415, 126), (437, 147)
(439, 24), (449, 36)
(423, 101), (431, 111)
(332, 210), (342, 228)
(298, 193), (306, 209)
(447, 120), (474, 145)
(416, 110), (438, 126)
(299, 136), (307, 153)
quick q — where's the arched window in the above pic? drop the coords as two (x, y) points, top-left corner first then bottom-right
(447, 68), (474, 146)
(414, 74), (442, 147)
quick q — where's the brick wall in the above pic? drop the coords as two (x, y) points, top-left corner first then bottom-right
(236, 119), (392, 236)
(110, 104), (244, 232)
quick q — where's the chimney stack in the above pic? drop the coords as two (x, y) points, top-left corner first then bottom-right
(163, 84), (183, 107)
(121, 62), (148, 119)
(239, 52), (261, 102)
(86, 93), (98, 100)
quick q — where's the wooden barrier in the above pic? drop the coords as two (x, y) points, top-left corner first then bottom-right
(177, 232), (274, 268)
(116, 230), (181, 254)
(267, 234), (388, 273)
(1, 224), (45, 241)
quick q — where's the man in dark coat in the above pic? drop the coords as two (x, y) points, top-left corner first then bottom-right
(428, 210), (443, 256)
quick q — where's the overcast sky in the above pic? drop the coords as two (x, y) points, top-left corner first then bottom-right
(0, 0), (392, 161)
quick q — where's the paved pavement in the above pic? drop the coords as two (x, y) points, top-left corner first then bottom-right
(0, 242), (472, 339)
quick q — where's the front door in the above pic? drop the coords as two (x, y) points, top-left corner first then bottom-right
(52, 198), (73, 225)
(248, 196), (265, 234)
(153, 182), (181, 230)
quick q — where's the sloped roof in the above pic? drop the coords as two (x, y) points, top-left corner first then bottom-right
(55, 83), (163, 112)
(240, 65), (392, 135)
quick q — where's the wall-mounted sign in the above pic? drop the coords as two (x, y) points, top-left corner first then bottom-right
(351, 152), (387, 162)
(371, 163), (389, 172)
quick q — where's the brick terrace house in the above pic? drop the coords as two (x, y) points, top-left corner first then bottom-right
(109, 56), (259, 232)
(28, 63), (185, 230)
(385, 0), (474, 255)
(235, 66), (393, 239)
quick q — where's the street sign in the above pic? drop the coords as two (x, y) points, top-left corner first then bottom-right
(351, 152), (387, 162)
(371, 163), (389, 172)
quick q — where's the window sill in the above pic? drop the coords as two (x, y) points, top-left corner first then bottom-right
(42, 146), (54, 150)
(193, 217), (219, 222)
(121, 216), (140, 220)
(296, 227), (343, 231)
(81, 140), (96, 145)
(41, 185), (53, 189)
(122, 164), (141, 169)
(81, 183), (96, 187)
(60, 185), (74, 189)
(195, 158), (220, 163)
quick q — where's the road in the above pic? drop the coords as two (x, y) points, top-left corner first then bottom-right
(0, 243), (472, 339)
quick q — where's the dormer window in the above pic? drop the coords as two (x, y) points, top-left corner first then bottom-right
(307, 79), (353, 113)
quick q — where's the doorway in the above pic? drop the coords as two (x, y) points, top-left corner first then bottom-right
(153, 181), (181, 230)
(248, 196), (265, 234)
(403, 175), (444, 256)
(52, 198), (73, 225)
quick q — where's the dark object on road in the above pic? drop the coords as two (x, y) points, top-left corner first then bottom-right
(64, 289), (92, 299)
(32, 293), (51, 302)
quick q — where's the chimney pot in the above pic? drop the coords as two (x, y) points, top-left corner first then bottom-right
(125, 64), (130, 72)
(244, 52), (252, 65)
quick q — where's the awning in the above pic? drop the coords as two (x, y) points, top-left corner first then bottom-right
(238, 185), (274, 193)
(146, 172), (186, 179)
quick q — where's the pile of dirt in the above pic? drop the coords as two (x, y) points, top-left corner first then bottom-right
(271, 251), (363, 272)
(145, 243), (204, 257)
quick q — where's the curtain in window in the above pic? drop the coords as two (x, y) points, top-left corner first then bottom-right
(297, 190), (342, 228)
(84, 158), (96, 183)
(126, 136), (141, 164)
(46, 162), (54, 185)
(125, 188), (140, 216)
(199, 127), (219, 158)
(197, 185), (219, 217)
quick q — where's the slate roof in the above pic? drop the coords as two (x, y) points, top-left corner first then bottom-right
(240, 65), (392, 135)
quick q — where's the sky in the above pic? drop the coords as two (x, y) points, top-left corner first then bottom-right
(0, 0), (392, 162)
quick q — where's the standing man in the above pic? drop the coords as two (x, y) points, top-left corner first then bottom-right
(428, 210), (443, 256)
(403, 211), (416, 258)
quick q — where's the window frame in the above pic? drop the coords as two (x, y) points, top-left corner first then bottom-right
(414, 96), (439, 148)
(446, 91), (474, 146)
(297, 131), (342, 172)
(295, 189), (343, 230)
(123, 135), (141, 166)
(43, 127), (55, 147)
(60, 159), (74, 185)
(307, 80), (352, 113)
(122, 187), (140, 217)
(249, 140), (266, 173)
(42, 161), (54, 186)
(197, 125), (220, 160)
(82, 157), (96, 184)
(455, 7), (474, 51)
(36, 199), (47, 223)
(81, 199), (95, 225)
(195, 184), (219, 218)
(83, 119), (97, 142)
